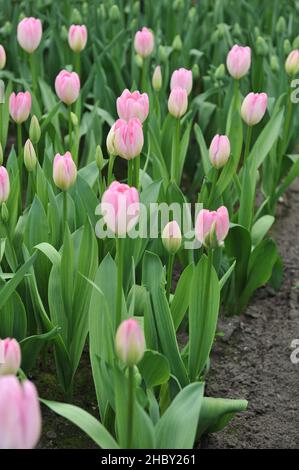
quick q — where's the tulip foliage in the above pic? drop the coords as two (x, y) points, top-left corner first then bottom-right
(0, 0), (298, 449)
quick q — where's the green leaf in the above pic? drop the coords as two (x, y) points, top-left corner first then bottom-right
(170, 264), (194, 330)
(225, 225), (251, 302)
(139, 350), (170, 387)
(251, 215), (275, 246)
(194, 123), (211, 176)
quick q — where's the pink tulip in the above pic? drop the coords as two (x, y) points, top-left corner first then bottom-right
(106, 122), (118, 156)
(114, 118), (144, 160)
(0, 45), (6, 69)
(0, 166), (10, 204)
(17, 17), (42, 53)
(9, 91), (31, 124)
(0, 338), (21, 376)
(195, 206), (230, 248)
(170, 68), (193, 95)
(226, 44), (251, 79)
(152, 65), (162, 91)
(116, 89), (149, 123)
(55, 70), (80, 105)
(209, 134), (231, 169)
(115, 318), (145, 366)
(68, 24), (88, 53)
(134, 27), (154, 58)
(241, 92), (268, 126)
(53, 152), (77, 191)
(101, 181), (139, 236)
(162, 221), (182, 254)
(168, 87), (188, 118)
(0, 376), (41, 449)
(285, 50), (299, 75)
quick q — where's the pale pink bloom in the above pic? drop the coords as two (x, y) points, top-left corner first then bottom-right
(116, 89), (149, 122)
(195, 206), (230, 247)
(17, 17), (42, 53)
(9, 91), (31, 124)
(241, 92), (268, 126)
(115, 318), (145, 366)
(152, 65), (162, 91)
(134, 27), (154, 58)
(170, 68), (193, 95)
(53, 152), (77, 191)
(0, 45), (6, 69)
(285, 50), (299, 75)
(55, 70), (80, 105)
(168, 87), (188, 118)
(68, 24), (88, 53)
(226, 44), (251, 79)
(209, 134), (231, 169)
(0, 166), (10, 204)
(114, 118), (144, 160)
(162, 221), (182, 254)
(106, 122), (118, 156)
(0, 338), (21, 376)
(0, 376), (41, 449)
(101, 181), (139, 236)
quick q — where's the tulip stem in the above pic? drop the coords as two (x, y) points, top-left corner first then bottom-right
(29, 53), (38, 98)
(107, 154), (116, 185)
(171, 118), (180, 183)
(63, 190), (68, 235)
(17, 124), (23, 191)
(68, 106), (73, 151)
(134, 157), (140, 189)
(141, 58), (148, 93)
(244, 126), (252, 164)
(128, 160), (133, 186)
(277, 87), (292, 180)
(207, 169), (218, 209)
(0, 102), (3, 148)
(74, 52), (81, 76)
(127, 365), (134, 449)
(166, 253), (175, 301)
(116, 237), (123, 328)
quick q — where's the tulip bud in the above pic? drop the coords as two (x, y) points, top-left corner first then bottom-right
(115, 318), (145, 366)
(9, 91), (32, 124)
(162, 221), (182, 254)
(270, 55), (279, 72)
(109, 5), (121, 23)
(17, 17), (42, 54)
(188, 7), (196, 21)
(106, 123), (118, 156)
(192, 63), (200, 79)
(226, 44), (251, 79)
(53, 152), (77, 191)
(168, 87), (188, 118)
(215, 63), (225, 80)
(209, 135), (230, 169)
(135, 54), (143, 68)
(133, 1), (139, 15)
(95, 145), (104, 170)
(82, 3), (88, 17)
(152, 65), (162, 91)
(1, 21), (12, 37)
(134, 27), (154, 58)
(70, 112), (78, 127)
(276, 16), (286, 35)
(116, 89), (149, 122)
(29, 115), (41, 144)
(233, 23), (242, 38)
(285, 50), (299, 76)
(99, 4), (106, 20)
(172, 34), (182, 52)
(158, 45), (168, 63)
(0, 166), (10, 204)
(24, 139), (37, 172)
(284, 39), (292, 55)
(60, 25), (68, 41)
(68, 25), (88, 53)
(241, 92), (268, 126)
(195, 206), (230, 248)
(114, 118), (144, 160)
(254, 27), (260, 38)
(71, 8), (82, 24)
(256, 36), (268, 56)
(217, 23), (226, 39)
(292, 36), (299, 50)
(1, 203), (8, 222)
(0, 338), (21, 376)
(130, 18), (137, 30)
(55, 70), (80, 106)
(0, 45), (6, 70)
(0, 144), (3, 166)
(173, 0), (184, 11)
(171, 68), (193, 95)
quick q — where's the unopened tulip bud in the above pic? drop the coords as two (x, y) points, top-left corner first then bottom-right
(226, 44), (251, 79)
(192, 63), (200, 79)
(95, 145), (104, 170)
(158, 45), (168, 63)
(211, 30), (219, 45)
(68, 25), (88, 53)
(24, 139), (37, 172)
(0, 338), (21, 376)
(0, 45), (6, 69)
(82, 3), (88, 16)
(115, 318), (145, 366)
(241, 92), (268, 126)
(0, 166), (10, 204)
(29, 115), (41, 144)
(217, 23), (226, 39)
(254, 27), (260, 38)
(233, 23), (242, 37)
(172, 34), (182, 52)
(162, 221), (182, 254)
(0, 144), (3, 166)
(284, 39), (292, 55)
(106, 123), (118, 156)
(134, 27), (154, 58)
(53, 152), (77, 191)
(173, 0), (184, 12)
(188, 7), (196, 21)
(1, 203), (8, 222)
(256, 36), (268, 56)
(171, 68), (193, 95)
(99, 4), (106, 20)
(130, 19), (137, 30)
(109, 5), (121, 23)
(116, 89), (149, 122)
(168, 87), (188, 118)
(276, 16), (286, 35)
(9, 91), (32, 124)
(17, 17), (42, 54)
(270, 55), (279, 72)
(70, 112), (78, 127)
(55, 70), (80, 105)
(135, 54), (143, 68)
(209, 135), (230, 169)
(215, 64), (225, 80)
(152, 65), (162, 91)
(114, 118), (144, 160)
(293, 36), (299, 50)
(71, 8), (82, 24)
(1, 21), (12, 37)
(285, 50), (299, 75)
(133, 2), (139, 15)
(60, 25), (68, 41)
(195, 206), (230, 248)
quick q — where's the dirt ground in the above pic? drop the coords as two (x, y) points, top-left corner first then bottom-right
(202, 182), (299, 449)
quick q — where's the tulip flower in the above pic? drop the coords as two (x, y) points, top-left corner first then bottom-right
(24, 139), (37, 173)
(55, 70), (80, 106)
(114, 118), (144, 161)
(209, 134), (231, 169)
(53, 152), (77, 191)
(168, 87), (188, 118)
(106, 122), (118, 157)
(17, 17), (42, 53)
(9, 91), (31, 124)
(68, 24), (88, 52)
(0, 45), (6, 69)
(285, 50), (299, 76)
(0, 376), (41, 449)
(116, 89), (149, 123)
(0, 338), (21, 376)
(115, 318), (145, 366)
(152, 65), (162, 91)
(162, 221), (182, 255)
(0, 166), (10, 204)
(195, 206), (230, 248)
(241, 92), (268, 126)
(134, 27), (154, 58)
(226, 44), (251, 79)
(170, 68), (193, 95)
(29, 115), (41, 144)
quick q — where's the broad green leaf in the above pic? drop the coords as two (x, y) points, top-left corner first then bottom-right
(170, 263), (194, 330)
(251, 215), (275, 246)
(139, 350), (170, 387)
